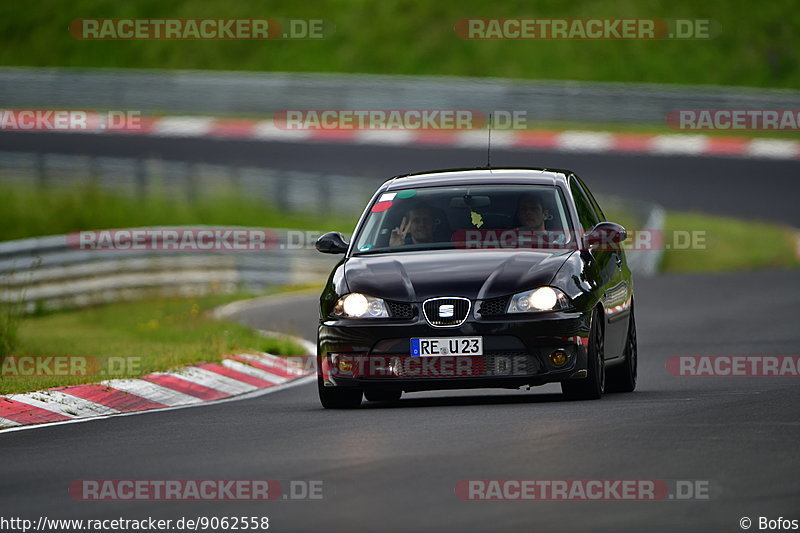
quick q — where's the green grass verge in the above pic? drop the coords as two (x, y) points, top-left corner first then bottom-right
(0, 182), (358, 241)
(598, 206), (639, 234)
(660, 212), (799, 272)
(0, 289), (316, 395)
(1, 0), (798, 89)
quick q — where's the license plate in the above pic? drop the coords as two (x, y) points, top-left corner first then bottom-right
(411, 337), (483, 356)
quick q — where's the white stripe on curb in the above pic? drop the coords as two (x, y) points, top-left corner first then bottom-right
(0, 417), (21, 428)
(152, 117), (214, 137)
(5, 391), (119, 418)
(222, 359), (287, 384)
(455, 130), (514, 148)
(164, 367), (257, 395)
(650, 134), (710, 155)
(0, 375), (316, 435)
(252, 121), (312, 141)
(355, 130), (416, 145)
(557, 131), (616, 152)
(238, 352), (309, 376)
(100, 379), (204, 407)
(746, 139), (800, 159)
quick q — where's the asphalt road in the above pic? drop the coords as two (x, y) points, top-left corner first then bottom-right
(1, 133), (798, 531)
(1, 270), (799, 532)
(2, 131), (799, 226)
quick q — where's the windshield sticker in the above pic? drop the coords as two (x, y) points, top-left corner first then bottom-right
(470, 211), (484, 228)
(396, 189), (416, 199)
(371, 200), (393, 212)
(359, 244), (373, 251)
(379, 192), (397, 202)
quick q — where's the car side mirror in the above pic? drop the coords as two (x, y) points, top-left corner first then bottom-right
(584, 222), (627, 249)
(315, 232), (349, 254)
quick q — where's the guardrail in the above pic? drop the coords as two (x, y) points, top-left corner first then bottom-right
(0, 151), (374, 215)
(0, 227), (340, 312)
(2, 67), (799, 125)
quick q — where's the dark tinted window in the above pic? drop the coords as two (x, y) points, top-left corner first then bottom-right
(569, 177), (599, 231)
(576, 175), (606, 222)
(352, 185), (574, 254)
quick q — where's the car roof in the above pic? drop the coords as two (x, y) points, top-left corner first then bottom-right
(383, 167), (573, 190)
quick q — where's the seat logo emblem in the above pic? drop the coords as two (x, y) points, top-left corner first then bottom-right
(439, 304), (455, 318)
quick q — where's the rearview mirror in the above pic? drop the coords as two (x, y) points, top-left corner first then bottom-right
(315, 232), (349, 254)
(584, 222), (627, 249)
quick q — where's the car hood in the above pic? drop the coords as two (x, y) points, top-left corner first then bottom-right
(343, 249), (574, 301)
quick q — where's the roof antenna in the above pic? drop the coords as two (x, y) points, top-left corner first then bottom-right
(486, 112), (493, 169)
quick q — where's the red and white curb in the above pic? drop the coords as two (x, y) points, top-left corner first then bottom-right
(0, 352), (313, 432)
(15, 116), (800, 160)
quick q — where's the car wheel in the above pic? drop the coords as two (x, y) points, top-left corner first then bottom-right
(318, 377), (362, 409)
(606, 305), (637, 393)
(561, 307), (604, 400)
(364, 389), (402, 402)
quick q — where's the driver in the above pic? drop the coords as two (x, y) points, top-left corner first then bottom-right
(514, 194), (549, 231)
(389, 204), (438, 247)
(514, 193), (567, 248)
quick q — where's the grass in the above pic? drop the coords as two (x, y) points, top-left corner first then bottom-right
(660, 212), (799, 272)
(0, 296), (24, 361)
(599, 205), (639, 234)
(0, 0), (798, 89)
(0, 289), (316, 395)
(0, 182), (358, 241)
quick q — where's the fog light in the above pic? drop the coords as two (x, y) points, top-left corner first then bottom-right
(549, 350), (568, 367)
(338, 358), (353, 372)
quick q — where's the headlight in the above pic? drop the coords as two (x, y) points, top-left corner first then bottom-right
(507, 287), (570, 313)
(333, 293), (389, 318)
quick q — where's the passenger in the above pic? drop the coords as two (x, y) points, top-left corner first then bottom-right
(389, 204), (439, 247)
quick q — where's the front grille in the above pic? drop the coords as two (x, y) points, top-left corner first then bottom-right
(422, 297), (471, 327)
(478, 296), (510, 317)
(387, 301), (415, 319)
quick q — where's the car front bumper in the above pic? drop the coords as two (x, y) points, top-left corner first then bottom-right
(318, 310), (592, 392)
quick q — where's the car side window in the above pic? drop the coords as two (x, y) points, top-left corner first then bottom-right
(576, 176), (606, 222)
(569, 177), (599, 231)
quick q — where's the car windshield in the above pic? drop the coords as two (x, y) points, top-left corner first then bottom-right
(352, 185), (576, 254)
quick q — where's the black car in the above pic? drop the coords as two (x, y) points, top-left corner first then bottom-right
(314, 168), (637, 408)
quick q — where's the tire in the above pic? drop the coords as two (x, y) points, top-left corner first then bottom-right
(318, 377), (362, 409)
(561, 307), (605, 400)
(364, 389), (402, 402)
(606, 305), (637, 393)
